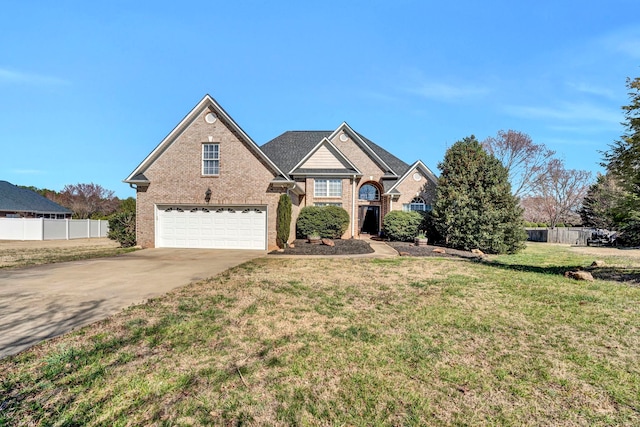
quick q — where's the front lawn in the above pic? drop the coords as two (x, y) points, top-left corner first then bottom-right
(1, 245), (639, 425)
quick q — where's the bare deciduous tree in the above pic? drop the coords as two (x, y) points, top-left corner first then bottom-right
(50, 183), (119, 219)
(531, 159), (592, 228)
(520, 196), (550, 224)
(482, 130), (555, 198)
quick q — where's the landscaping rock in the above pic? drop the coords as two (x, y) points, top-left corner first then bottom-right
(564, 270), (595, 281)
(399, 251), (411, 256)
(471, 249), (485, 256)
(432, 248), (446, 254)
(591, 260), (605, 267)
(288, 243), (295, 249)
(321, 238), (335, 247)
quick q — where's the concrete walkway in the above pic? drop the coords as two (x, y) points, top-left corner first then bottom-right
(359, 234), (399, 257)
(0, 248), (265, 359)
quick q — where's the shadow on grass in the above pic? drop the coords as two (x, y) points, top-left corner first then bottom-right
(480, 259), (640, 286)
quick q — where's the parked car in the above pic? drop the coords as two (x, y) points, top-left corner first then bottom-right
(586, 229), (617, 246)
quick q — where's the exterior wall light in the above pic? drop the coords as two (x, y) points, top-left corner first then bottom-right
(205, 188), (212, 203)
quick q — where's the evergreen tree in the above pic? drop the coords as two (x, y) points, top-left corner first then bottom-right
(602, 76), (640, 245)
(604, 77), (640, 196)
(579, 173), (627, 229)
(276, 194), (292, 248)
(433, 136), (526, 254)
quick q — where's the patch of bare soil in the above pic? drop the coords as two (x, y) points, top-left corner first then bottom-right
(269, 239), (374, 255)
(386, 241), (481, 259)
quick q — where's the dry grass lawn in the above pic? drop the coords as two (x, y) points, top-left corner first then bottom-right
(0, 238), (134, 269)
(1, 244), (639, 426)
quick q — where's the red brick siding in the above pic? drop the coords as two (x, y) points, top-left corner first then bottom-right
(136, 108), (284, 249)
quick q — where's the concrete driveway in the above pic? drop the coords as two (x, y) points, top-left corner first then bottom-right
(0, 248), (265, 359)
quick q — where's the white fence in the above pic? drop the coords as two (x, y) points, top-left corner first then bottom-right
(0, 218), (109, 241)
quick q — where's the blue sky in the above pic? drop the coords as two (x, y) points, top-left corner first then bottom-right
(2, 1), (639, 198)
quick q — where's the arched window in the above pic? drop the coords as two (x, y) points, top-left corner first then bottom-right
(403, 197), (430, 212)
(358, 184), (379, 201)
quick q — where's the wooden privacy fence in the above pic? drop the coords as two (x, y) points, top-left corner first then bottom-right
(525, 227), (592, 245)
(0, 218), (109, 241)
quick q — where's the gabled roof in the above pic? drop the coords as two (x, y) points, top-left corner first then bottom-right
(260, 131), (332, 174)
(289, 137), (361, 176)
(384, 160), (439, 195)
(354, 131), (411, 178)
(0, 181), (72, 214)
(260, 124), (411, 178)
(124, 94), (291, 184)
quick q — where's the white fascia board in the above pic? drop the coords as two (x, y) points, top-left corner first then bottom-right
(125, 94), (288, 183)
(385, 160), (439, 194)
(288, 137), (362, 175)
(328, 122), (395, 175)
(290, 172), (363, 177)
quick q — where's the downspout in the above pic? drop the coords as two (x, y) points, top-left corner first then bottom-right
(351, 175), (356, 238)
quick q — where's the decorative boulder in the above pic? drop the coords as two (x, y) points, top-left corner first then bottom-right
(432, 247), (446, 254)
(564, 270), (595, 281)
(322, 238), (335, 247)
(471, 248), (485, 256)
(399, 251), (411, 256)
(591, 260), (605, 267)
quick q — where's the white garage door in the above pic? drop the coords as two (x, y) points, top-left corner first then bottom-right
(156, 205), (267, 249)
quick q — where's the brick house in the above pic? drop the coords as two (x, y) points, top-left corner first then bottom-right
(124, 95), (437, 250)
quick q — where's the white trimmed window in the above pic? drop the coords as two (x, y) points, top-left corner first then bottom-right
(358, 184), (379, 201)
(403, 197), (431, 212)
(314, 202), (343, 207)
(314, 179), (342, 197)
(202, 143), (220, 175)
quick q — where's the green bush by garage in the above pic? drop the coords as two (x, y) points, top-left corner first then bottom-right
(296, 206), (350, 239)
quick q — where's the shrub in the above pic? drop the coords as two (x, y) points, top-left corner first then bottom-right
(432, 136), (526, 254)
(418, 210), (442, 243)
(382, 211), (423, 242)
(107, 212), (136, 247)
(276, 194), (292, 248)
(619, 214), (640, 246)
(296, 206), (350, 239)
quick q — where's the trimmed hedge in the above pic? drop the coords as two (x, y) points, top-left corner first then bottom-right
(296, 206), (350, 239)
(382, 211), (423, 242)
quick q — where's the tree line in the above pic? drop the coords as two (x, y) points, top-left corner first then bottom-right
(20, 183), (135, 219)
(428, 75), (640, 253)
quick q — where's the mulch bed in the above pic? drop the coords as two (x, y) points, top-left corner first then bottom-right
(270, 239), (374, 255)
(386, 241), (482, 259)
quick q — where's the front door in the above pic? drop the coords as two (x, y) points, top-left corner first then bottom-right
(360, 206), (379, 234)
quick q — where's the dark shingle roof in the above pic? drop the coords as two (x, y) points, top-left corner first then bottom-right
(260, 131), (332, 174)
(260, 129), (410, 177)
(0, 181), (72, 214)
(355, 132), (410, 176)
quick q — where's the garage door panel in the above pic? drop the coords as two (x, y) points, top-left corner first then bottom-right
(157, 206), (266, 249)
